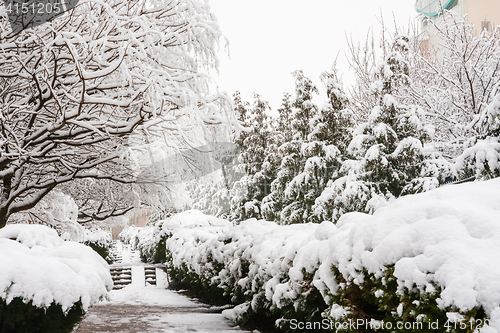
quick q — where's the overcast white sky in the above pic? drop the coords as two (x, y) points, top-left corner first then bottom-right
(209, 0), (418, 111)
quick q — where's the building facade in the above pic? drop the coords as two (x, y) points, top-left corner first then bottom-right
(416, 0), (500, 57)
(111, 208), (150, 240)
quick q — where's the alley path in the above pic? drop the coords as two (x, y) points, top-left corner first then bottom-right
(74, 285), (251, 333)
(74, 241), (253, 333)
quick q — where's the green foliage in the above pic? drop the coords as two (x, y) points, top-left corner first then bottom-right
(166, 261), (233, 305)
(324, 266), (488, 333)
(275, 269), (329, 333)
(230, 93), (277, 221)
(0, 298), (84, 333)
(152, 235), (167, 264)
(84, 241), (112, 264)
(138, 232), (167, 264)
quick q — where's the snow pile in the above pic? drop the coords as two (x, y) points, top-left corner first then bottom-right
(328, 178), (500, 311)
(162, 179), (500, 331)
(0, 224), (112, 312)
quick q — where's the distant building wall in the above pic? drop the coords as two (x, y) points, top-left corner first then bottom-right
(417, 0), (500, 59)
(111, 208), (150, 240)
(465, 0), (500, 32)
(128, 209), (150, 228)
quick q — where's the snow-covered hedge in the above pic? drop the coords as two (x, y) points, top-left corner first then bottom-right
(119, 224), (163, 263)
(160, 179), (500, 332)
(118, 225), (141, 247)
(83, 228), (112, 249)
(83, 228), (114, 263)
(0, 224), (112, 329)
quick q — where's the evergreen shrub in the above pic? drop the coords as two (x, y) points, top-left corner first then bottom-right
(0, 298), (84, 333)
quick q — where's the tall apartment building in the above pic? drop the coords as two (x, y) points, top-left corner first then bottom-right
(416, 0), (500, 57)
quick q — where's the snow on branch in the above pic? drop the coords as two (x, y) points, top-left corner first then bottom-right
(0, 0), (236, 227)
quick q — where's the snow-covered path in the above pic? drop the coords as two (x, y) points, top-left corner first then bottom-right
(74, 241), (252, 333)
(74, 285), (251, 333)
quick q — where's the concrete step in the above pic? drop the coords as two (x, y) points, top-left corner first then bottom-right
(109, 241), (165, 288)
(144, 266), (157, 285)
(110, 266), (133, 289)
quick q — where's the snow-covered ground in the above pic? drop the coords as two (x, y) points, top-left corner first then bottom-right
(114, 240), (142, 266)
(75, 242), (253, 333)
(75, 285), (252, 333)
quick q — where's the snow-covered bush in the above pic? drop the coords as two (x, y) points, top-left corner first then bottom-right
(83, 228), (113, 264)
(159, 211), (240, 304)
(161, 179), (500, 332)
(84, 228), (113, 249)
(10, 191), (115, 263)
(119, 225), (141, 248)
(0, 224), (112, 332)
(119, 224), (164, 263)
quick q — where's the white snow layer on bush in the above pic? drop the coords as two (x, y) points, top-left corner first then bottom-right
(0, 224), (112, 312)
(84, 227), (112, 248)
(120, 224), (161, 260)
(163, 179), (500, 331)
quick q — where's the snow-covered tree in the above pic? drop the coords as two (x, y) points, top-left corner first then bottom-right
(454, 84), (500, 180)
(8, 190), (84, 240)
(411, 14), (500, 158)
(231, 94), (273, 220)
(261, 70), (319, 224)
(346, 14), (500, 160)
(0, 0), (234, 228)
(281, 71), (355, 224)
(62, 178), (136, 224)
(255, 93), (293, 221)
(188, 171), (231, 217)
(275, 93), (294, 140)
(314, 36), (449, 223)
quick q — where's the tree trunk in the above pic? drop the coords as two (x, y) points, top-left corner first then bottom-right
(0, 207), (8, 229)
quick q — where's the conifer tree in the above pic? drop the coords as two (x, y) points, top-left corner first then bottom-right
(275, 93), (294, 140)
(258, 93), (293, 221)
(231, 94), (272, 220)
(261, 71), (319, 224)
(283, 71), (355, 224)
(314, 36), (449, 223)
